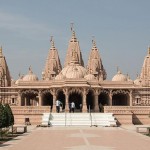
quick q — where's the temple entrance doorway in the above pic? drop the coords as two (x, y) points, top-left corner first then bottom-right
(69, 93), (82, 112)
(112, 93), (129, 106)
(42, 92), (53, 107)
(86, 90), (94, 111)
(57, 90), (65, 110)
(98, 92), (109, 112)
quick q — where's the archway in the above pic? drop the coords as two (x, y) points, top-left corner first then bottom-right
(69, 92), (82, 111)
(112, 93), (129, 106)
(21, 90), (38, 106)
(98, 92), (109, 112)
(86, 90), (94, 111)
(57, 90), (65, 110)
(42, 92), (53, 106)
(98, 93), (109, 105)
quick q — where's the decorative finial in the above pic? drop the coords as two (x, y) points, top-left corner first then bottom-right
(50, 36), (55, 48)
(92, 36), (96, 48)
(29, 66), (32, 74)
(18, 72), (21, 77)
(117, 66), (119, 72)
(70, 22), (74, 32)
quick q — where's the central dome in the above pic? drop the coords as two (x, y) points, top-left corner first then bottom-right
(61, 63), (87, 79)
(112, 71), (127, 81)
(23, 67), (38, 81)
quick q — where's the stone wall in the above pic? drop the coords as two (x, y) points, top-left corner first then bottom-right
(11, 106), (50, 125)
(104, 106), (150, 125)
(11, 106), (150, 125)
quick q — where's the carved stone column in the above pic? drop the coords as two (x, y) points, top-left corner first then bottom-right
(82, 94), (87, 112)
(94, 89), (100, 112)
(50, 88), (57, 112)
(66, 94), (69, 111)
(38, 90), (42, 106)
(94, 94), (99, 112)
(18, 91), (22, 106)
(82, 88), (88, 112)
(53, 94), (56, 112)
(63, 88), (69, 111)
(129, 90), (132, 106)
(109, 90), (112, 106)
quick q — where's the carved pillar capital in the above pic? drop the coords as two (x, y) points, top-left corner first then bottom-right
(63, 88), (68, 95)
(50, 88), (56, 95)
(95, 89), (100, 96)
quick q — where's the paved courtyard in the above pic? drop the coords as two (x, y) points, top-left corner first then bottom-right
(0, 125), (150, 150)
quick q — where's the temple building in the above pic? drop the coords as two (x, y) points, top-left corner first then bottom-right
(0, 29), (150, 125)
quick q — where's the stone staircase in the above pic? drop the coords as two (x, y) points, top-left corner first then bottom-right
(41, 113), (117, 127)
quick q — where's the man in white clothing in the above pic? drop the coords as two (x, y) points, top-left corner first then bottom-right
(71, 102), (75, 113)
(56, 100), (61, 113)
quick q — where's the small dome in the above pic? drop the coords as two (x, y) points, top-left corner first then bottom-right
(15, 78), (22, 84)
(23, 67), (38, 81)
(112, 71), (127, 81)
(61, 64), (87, 79)
(134, 76), (142, 85)
(15, 74), (24, 84)
(84, 74), (96, 80)
(127, 74), (133, 82)
(55, 73), (65, 80)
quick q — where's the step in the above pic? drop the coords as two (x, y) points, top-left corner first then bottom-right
(41, 112), (117, 127)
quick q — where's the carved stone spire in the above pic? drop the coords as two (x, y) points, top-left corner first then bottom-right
(0, 46), (11, 86)
(140, 46), (150, 81)
(64, 27), (84, 67)
(42, 37), (62, 80)
(87, 39), (107, 80)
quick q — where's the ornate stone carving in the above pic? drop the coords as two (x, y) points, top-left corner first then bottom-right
(112, 89), (129, 95)
(22, 89), (38, 95)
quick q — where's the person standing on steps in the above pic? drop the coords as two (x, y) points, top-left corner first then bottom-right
(69, 102), (71, 113)
(71, 101), (75, 113)
(79, 103), (82, 112)
(56, 99), (61, 113)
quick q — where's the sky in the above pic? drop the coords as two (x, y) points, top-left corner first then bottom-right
(0, 0), (150, 80)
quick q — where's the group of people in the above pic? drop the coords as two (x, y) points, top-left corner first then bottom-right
(56, 100), (83, 113)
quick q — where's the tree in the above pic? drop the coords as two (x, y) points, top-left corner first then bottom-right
(4, 104), (14, 126)
(0, 103), (8, 128)
(0, 103), (8, 138)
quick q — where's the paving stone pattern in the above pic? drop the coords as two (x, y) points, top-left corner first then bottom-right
(0, 126), (150, 150)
